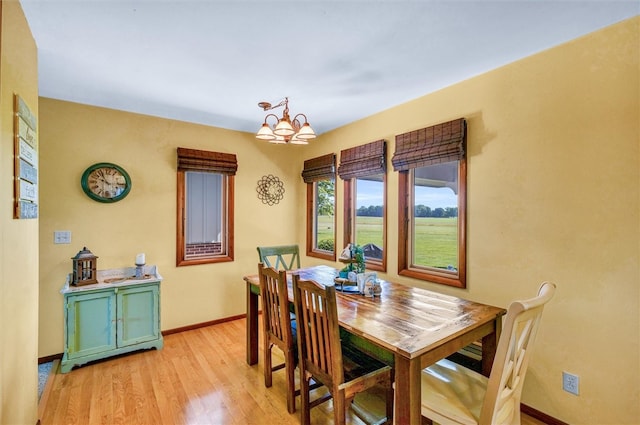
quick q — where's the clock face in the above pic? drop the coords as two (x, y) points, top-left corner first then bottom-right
(81, 163), (131, 203)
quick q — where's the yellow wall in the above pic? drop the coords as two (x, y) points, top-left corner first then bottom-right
(0, 0), (39, 423)
(38, 99), (305, 355)
(299, 17), (639, 424)
(36, 17), (638, 425)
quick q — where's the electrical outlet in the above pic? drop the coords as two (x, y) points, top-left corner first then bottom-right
(562, 371), (579, 395)
(54, 230), (71, 244)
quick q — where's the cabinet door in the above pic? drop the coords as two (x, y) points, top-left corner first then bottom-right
(117, 284), (160, 347)
(66, 291), (117, 359)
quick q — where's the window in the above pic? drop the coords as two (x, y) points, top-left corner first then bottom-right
(176, 147), (236, 266)
(303, 154), (336, 260)
(338, 140), (387, 272)
(393, 118), (466, 287)
(351, 174), (386, 265)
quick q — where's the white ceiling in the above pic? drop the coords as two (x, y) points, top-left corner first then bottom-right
(19, 1), (639, 136)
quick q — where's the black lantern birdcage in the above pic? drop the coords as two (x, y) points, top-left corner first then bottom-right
(71, 247), (98, 286)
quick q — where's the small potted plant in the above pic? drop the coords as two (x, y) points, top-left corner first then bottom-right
(339, 243), (366, 277)
(351, 244), (365, 273)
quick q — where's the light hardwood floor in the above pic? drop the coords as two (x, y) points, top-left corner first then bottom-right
(40, 318), (548, 425)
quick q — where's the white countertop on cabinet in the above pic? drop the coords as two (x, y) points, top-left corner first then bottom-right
(61, 265), (163, 294)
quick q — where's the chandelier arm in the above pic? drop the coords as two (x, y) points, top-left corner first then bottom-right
(291, 113), (309, 124)
(263, 113), (280, 127)
(291, 117), (301, 132)
(259, 98), (289, 111)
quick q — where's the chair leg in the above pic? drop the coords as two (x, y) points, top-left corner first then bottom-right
(385, 379), (394, 425)
(300, 375), (311, 425)
(263, 343), (272, 388)
(333, 390), (347, 425)
(285, 349), (296, 413)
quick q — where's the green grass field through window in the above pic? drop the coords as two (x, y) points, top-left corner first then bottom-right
(317, 215), (457, 268)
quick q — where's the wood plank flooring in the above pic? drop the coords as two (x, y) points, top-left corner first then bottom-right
(40, 318), (548, 425)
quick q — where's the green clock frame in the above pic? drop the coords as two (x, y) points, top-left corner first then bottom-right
(81, 162), (132, 203)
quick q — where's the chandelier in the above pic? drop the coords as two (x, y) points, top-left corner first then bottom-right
(255, 97), (316, 144)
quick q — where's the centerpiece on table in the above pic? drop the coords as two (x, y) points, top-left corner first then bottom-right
(338, 243), (365, 279)
(338, 243), (381, 296)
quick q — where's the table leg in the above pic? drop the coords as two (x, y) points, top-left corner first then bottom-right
(481, 316), (502, 377)
(394, 354), (422, 425)
(246, 281), (259, 365)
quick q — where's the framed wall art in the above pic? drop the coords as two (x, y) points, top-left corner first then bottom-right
(14, 94), (38, 219)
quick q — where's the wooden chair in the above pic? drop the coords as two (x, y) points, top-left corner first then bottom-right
(257, 245), (300, 271)
(420, 282), (556, 425)
(292, 274), (394, 425)
(258, 263), (297, 413)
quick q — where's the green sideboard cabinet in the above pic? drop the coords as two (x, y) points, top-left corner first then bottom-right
(60, 266), (163, 373)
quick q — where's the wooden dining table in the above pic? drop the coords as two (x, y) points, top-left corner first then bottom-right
(243, 265), (506, 425)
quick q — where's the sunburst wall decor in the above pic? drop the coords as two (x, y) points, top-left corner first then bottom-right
(256, 174), (285, 205)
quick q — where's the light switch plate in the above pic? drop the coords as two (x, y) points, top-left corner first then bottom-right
(54, 231), (71, 244)
(562, 371), (579, 395)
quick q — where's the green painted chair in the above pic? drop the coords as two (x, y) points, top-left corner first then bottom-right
(257, 245), (301, 271)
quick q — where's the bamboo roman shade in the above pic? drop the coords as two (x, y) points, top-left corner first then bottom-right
(301, 153), (336, 183)
(392, 118), (466, 171)
(337, 139), (386, 180)
(177, 147), (238, 175)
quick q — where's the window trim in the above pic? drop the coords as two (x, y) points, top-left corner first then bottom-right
(394, 118), (466, 288)
(397, 160), (466, 288)
(176, 148), (235, 267)
(343, 175), (387, 273)
(303, 153), (337, 260)
(306, 182), (336, 261)
(338, 140), (387, 272)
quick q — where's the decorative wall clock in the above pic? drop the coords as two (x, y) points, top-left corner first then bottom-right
(256, 174), (285, 205)
(81, 162), (132, 203)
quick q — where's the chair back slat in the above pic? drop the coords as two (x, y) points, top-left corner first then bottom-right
(293, 274), (394, 425)
(257, 245), (301, 270)
(481, 282), (556, 424)
(257, 262), (298, 414)
(292, 275), (344, 386)
(266, 277), (283, 339)
(258, 263), (293, 350)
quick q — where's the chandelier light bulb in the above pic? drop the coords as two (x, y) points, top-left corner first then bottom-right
(256, 123), (276, 140)
(274, 119), (295, 136)
(269, 134), (287, 144)
(296, 122), (316, 139)
(289, 133), (309, 145)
